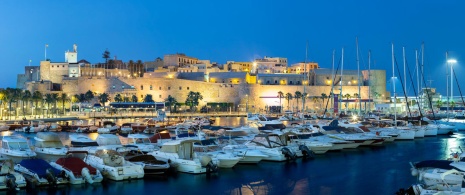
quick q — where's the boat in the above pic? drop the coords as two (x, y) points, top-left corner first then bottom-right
(124, 152), (170, 175)
(84, 149), (144, 181)
(245, 133), (304, 162)
(18, 120), (46, 133)
(14, 158), (68, 187)
(33, 132), (68, 162)
(194, 139), (242, 168)
(0, 159), (27, 190)
(97, 121), (119, 134)
(120, 123), (134, 134)
(410, 160), (465, 191)
(149, 132), (172, 147)
(126, 134), (157, 153)
(50, 152), (103, 184)
(221, 140), (269, 164)
(0, 123), (9, 132)
(46, 123), (62, 132)
(150, 139), (218, 174)
(0, 136), (36, 163)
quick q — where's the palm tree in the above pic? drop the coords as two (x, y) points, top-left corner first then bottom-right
(98, 93), (110, 109)
(277, 91), (284, 113)
(51, 93), (59, 117)
(71, 94), (81, 112)
(123, 96), (130, 102)
(143, 94), (154, 102)
(435, 100), (443, 109)
(32, 91), (42, 116)
(285, 93), (293, 111)
(44, 93), (54, 117)
(321, 93), (328, 107)
(114, 94), (123, 103)
(22, 90), (32, 116)
(344, 93), (351, 111)
(131, 95), (138, 103)
(102, 49), (110, 77)
(312, 96), (320, 109)
(85, 90), (94, 102)
(13, 89), (23, 118)
(58, 93), (69, 115)
(353, 93), (359, 110)
(301, 92), (308, 111)
(165, 95), (177, 113)
(294, 91), (302, 111)
(2, 88), (14, 120)
(185, 91), (203, 112)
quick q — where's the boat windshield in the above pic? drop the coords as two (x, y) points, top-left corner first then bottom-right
(8, 142), (29, 150)
(132, 138), (151, 144)
(35, 141), (63, 148)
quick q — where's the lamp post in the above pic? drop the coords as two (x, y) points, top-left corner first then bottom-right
(246, 94), (249, 113)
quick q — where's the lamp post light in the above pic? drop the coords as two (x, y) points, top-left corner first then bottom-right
(448, 59), (457, 106)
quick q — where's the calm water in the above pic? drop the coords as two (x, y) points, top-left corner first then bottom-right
(5, 117), (465, 195)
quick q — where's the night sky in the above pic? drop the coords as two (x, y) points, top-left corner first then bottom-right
(1, 1), (464, 96)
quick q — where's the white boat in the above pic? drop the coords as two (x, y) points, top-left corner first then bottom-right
(50, 152), (103, 184)
(194, 139), (242, 168)
(46, 123), (62, 132)
(150, 139), (218, 174)
(0, 123), (9, 131)
(84, 149), (144, 181)
(245, 133), (303, 162)
(0, 159), (27, 190)
(94, 134), (130, 154)
(410, 160), (465, 191)
(18, 120), (46, 133)
(33, 132), (68, 162)
(126, 134), (157, 153)
(125, 153), (170, 175)
(14, 158), (68, 187)
(120, 123), (134, 134)
(409, 184), (465, 195)
(222, 143), (268, 164)
(0, 136), (36, 163)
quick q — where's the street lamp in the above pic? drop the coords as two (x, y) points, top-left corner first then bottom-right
(246, 94), (249, 113)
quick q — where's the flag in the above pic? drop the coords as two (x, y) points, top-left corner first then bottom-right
(45, 44), (48, 47)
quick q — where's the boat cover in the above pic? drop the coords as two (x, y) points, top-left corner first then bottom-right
(177, 133), (196, 138)
(414, 160), (458, 170)
(56, 157), (97, 176)
(194, 139), (216, 146)
(19, 159), (61, 177)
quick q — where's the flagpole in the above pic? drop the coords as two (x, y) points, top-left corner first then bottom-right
(45, 44), (48, 61)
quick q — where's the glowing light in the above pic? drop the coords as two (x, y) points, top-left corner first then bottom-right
(448, 59), (457, 64)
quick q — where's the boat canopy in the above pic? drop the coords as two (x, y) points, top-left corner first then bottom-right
(19, 159), (61, 178)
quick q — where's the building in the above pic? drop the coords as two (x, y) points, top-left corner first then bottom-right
(252, 56), (288, 74)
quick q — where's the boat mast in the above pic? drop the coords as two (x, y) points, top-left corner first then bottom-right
(356, 37), (361, 116)
(392, 43), (397, 128)
(403, 47), (407, 115)
(446, 52), (449, 119)
(367, 50), (371, 113)
(416, 49), (421, 126)
(340, 48), (344, 115)
(331, 49), (336, 112)
(303, 41), (308, 112)
(420, 42), (424, 112)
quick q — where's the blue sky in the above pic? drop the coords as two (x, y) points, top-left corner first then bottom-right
(0, 0), (464, 96)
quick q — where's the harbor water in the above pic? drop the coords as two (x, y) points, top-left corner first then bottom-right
(5, 117), (464, 195)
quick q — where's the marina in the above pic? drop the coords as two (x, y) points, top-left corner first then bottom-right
(0, 117), (460, 194)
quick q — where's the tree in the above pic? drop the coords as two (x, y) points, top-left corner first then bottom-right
(98, 93), (110, 108)
(32, 91), (42, 116)
(131, 95), (138, 103)
(58, 93), (69, 115)
(52, 93), (59, 116)
(85, 90), (94, 102)
(114, 94), (123, 103)
(451, 101), (456, 109)
(277, 91), (284, 113)
(22, 90), (32, 116)
(285, 93), (293, 111)
(102, 49), (110, 77)
(321, 93), (328, 107)
(343, 93), (351, 110)
(123, 96), (130, 102)
(435, 100), (443, 109)
(44, 93), (54, 117)
(136, 60), (145, 77)
(185, 91), (203, 112)
(301, 92), (308, 112)
(143, 94), (154, 102)
(165, 95), (177, 113)
(353, 93), (359, 110)
(294, 91), (302, 111)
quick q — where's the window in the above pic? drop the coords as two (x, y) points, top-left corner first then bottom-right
(140, 85), (143, 90)
(159, 87), (161, 90)
(187, 87), (189, 90)
(150, 85), (153, 90)
(267, 81), (270, 84)
(122, 86), (125, 89)
(289, 81), (293, 85)
(159, 95), (162, 98)
(131, 85), (134, 89)
(52, 65), (54, 68)
(274, 80), (278, 84)
(112, 86), (115, 89)
(141, 95), (143, 98)
(179, 87), (182, 90)
(168, 87), (171, 90)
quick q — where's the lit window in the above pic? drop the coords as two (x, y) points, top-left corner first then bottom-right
(159, 95), (161, 98)
(150, 85), (152, 90)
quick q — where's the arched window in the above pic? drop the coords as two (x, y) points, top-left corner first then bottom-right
(140, 85), (143, 90)
(289, 81), (293, 85)
(274, 80), (278, 84)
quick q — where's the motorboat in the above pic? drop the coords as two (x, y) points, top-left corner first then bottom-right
(245, 133), (307, 162)
(124, 152), (170, 175)
(319, 121), (382, 146)
(0, 123), (9, 131)
(84, 149), (144, 181)
(94, 134), (130, 154)
(97, 121), (119, 134)
(0, 159), (27, 190)
(0, 136), (36, 163)
(150, 139), (218, 174)
(410, 160), (465, 191)
(126, 134), (157, 153)
(50, 152), (103, 184)
(149, 132), (172, 147)
(46, 123), (62, 132)
(246, 113), (286, 130)
(14, 159), (68, 187)
(69, 134), (99, 148)
(194, 139), (242, 168)
(221, 141), (269, 164)
(18, 120), (46, 133)
(120, 123), (134, 134)
(33, 132), (68, 162)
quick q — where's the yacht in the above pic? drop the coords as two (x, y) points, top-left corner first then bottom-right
(50, 152), (103, 184)
(125, 153), (170, 175)
(194, 139), (242, 168)
(0, 123), (9, 131)
(245, 133), (304, 161)
(0, 136), (36, 163)
(84, 149), (144, 181)
(410, 160), (465, 191)
(33, 132), (68, 162)
(120, 123), (134, 134)
(19, 120), (46, 133)
(221, 142), (269, 164)
(150, 139), (218, 174)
